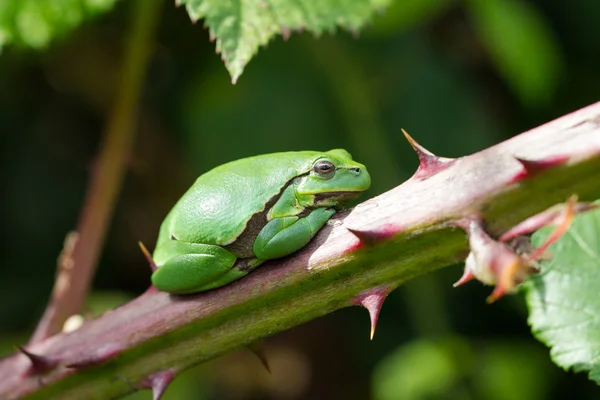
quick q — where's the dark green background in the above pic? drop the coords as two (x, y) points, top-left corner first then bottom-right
(1, 0), (599, 399)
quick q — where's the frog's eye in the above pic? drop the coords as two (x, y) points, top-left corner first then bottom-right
(313, 160), (335, 179)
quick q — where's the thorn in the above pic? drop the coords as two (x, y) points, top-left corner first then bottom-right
(140, 370), (175, 400)
(402, 129), (455, 179)
(453, 257), (476, 287)
(247, 341), (271, 373)
(139, 241), (158, 272)
(352, 287), (392, 340)
(346, 228), (378, 246)
(65, 343), (122, 368)
(513, 155), (569, 181)
(486, 280), (506, 303)
(174, 0), (181, 7)
(346, 224), (397, 248)
(17, 346), (59, 374)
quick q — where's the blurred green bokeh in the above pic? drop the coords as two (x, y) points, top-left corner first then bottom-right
(1, 0), (600, 399)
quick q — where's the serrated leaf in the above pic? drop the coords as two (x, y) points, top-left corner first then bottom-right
(0, 0), (118, 51)
(525, 205), (600, 384)
(468, 0), (562, 106)
(180, 0), (392, 83)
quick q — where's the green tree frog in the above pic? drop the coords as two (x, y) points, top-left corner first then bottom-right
(149, 149), (370, 294)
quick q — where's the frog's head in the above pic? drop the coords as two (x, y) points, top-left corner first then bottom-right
(296, 149), (371, 208)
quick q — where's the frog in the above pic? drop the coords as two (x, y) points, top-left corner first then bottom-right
(147, 149), (370, 294)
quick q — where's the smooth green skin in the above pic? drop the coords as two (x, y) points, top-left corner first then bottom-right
(150, 149), (371, 294)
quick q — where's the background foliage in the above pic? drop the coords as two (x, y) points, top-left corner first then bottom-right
(1, 0), (600, 399)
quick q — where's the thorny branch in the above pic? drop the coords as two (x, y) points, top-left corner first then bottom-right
(2, 102), (600, 399)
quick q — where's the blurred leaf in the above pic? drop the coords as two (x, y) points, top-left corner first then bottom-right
(372, 337), (471, 400)
(367, 0), (451, 37)
(525, 205), (600, 384)
(0, 0), (118, 50)
(468, 0), (562, 106)
(179, 0), (392, 83)
(474, 342), (551, 400)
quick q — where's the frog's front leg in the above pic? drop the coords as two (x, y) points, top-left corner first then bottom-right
(151, 241), (239, 294)
(253, 207), (336, 260)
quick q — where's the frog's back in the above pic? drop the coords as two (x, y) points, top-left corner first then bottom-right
(158, 151), (323, 246)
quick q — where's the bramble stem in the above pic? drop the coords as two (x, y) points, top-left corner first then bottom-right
(4, 102), (600, 399)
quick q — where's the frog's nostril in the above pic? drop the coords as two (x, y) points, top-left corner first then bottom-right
(350, 167), (361, 173)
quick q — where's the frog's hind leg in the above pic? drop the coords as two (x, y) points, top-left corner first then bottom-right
(192, 258), (263, 291)
(151, 241), (237, 294)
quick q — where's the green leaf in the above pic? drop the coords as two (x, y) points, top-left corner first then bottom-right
(525, 205), (600, 384)
(467, 0), (562, 106)
(0, 0), (118, 50)
(179, 0), (392, 83)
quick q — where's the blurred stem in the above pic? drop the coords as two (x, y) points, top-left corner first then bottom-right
(30, 0), (163, 344)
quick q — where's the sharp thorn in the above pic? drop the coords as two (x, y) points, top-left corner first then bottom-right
(16, 346), (58, 374)
(514, 155), (568, 176)
(402, 129), (455, 179)
(140, 370), (175, 400)
(485, 256), (524, 302)
(139, 241), (158, 272)
(402, 128), (436, 159)
(453, 263), (475, 287)
(352, 287), (392, 340)
(346, 228), (378, 246)
(346, 225), (397, 248)
(486, 284), (505, 303)
(247, 341), (271, 373)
